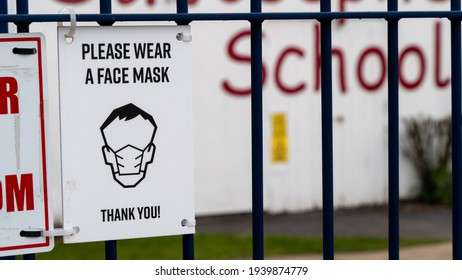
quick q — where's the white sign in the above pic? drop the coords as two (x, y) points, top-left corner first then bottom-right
(58, 26), (195, 243)
(0, 33), (53, 257)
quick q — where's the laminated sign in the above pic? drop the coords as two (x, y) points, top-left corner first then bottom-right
(0, 33), (53, 257)
(58, 26), (195, 243)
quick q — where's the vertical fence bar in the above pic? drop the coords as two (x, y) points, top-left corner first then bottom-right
(176, 0), (195, 261)
(23, 254), (35, 260)
(100, 0), (112, 15)
(451, 0), (462, 260)
(320, 0), (334, 260)
(182, 234), (194, 260)
(0, 1), (7, 33)
(17, 0), (33, 260)
(99, 0), (117, 260)
(15, 0), (29, 33)
(177, 0), (188, 15)
(387, 0), (400, 261)
(105, 240), (117, 260)
(250, 0), (264, 260)
(98, 0), (114, 26)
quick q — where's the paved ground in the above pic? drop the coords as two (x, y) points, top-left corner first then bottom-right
(271, 242), (453, 260)
(196, 202), (453, 259)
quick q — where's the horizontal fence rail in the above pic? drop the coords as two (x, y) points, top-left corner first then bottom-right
(0, 0), (461, 261)
(3, 11), (462, 23)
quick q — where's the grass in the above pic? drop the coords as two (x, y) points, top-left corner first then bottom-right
(35, 234), (446, 260)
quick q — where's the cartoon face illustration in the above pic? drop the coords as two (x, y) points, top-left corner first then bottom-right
(100, 103), (157, 188)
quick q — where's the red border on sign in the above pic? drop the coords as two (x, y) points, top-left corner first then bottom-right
(0, 36), (50, 252)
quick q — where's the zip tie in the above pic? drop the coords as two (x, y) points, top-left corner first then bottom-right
(57, 6), (77, 43)
(42, 227), (80, 237)
(176, 32), (192, 42)
(181, 219), (196, 227)
(19, 227), (80, 238)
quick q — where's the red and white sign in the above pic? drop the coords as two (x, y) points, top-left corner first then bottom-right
(0, 33), (53, 257)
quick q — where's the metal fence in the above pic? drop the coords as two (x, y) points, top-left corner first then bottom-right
(1, 0), (461, 260)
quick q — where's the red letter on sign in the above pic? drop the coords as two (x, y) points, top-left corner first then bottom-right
(222, 30), (267, 96)
(0, 77), (19, 115)
(6, 174), (34, 212)
(434, 21), (450, 88)
(275, 47), (306, 94)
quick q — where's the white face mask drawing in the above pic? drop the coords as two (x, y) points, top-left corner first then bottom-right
(101, 103), (157, 188)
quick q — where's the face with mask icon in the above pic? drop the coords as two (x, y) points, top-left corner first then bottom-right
(100, 103), (157, 188)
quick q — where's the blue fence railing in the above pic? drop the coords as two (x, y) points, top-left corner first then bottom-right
(0, 0), (461, 261)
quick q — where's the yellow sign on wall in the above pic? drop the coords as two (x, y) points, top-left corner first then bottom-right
(271, 113), (289, 163)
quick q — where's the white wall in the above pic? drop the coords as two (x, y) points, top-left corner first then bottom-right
(17, 0), (453, 216)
